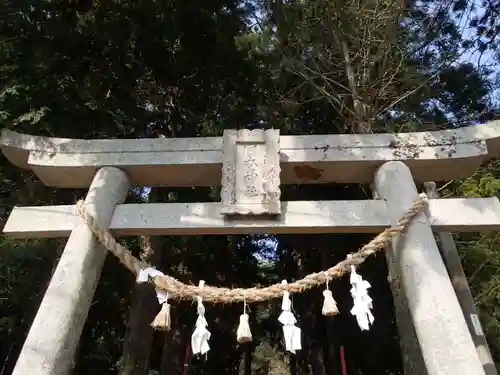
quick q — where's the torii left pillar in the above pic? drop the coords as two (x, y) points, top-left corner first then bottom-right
(12, 167), (129, 375)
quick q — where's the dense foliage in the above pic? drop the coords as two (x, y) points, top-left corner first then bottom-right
(0, 0), (499, 374)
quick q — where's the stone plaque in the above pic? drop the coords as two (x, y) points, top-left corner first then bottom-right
(221, 129), (281, 215)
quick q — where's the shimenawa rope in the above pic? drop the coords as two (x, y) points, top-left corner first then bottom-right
(75, 193), (427, 304)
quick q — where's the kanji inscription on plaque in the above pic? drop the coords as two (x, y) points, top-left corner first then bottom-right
(221, 129), (281, 215)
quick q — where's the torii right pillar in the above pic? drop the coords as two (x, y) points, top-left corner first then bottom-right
(374, 161), (485, 375)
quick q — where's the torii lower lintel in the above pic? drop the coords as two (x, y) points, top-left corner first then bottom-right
(3, 197), (500, 238)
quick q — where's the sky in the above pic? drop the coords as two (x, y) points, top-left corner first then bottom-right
(452, 1), (499, 102)
(138, 1), (498, 259)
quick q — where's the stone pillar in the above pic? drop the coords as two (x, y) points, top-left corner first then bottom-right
(424, 182), (497, 375)
(374, 161), (485, 375)
(12, 167), (129, 375)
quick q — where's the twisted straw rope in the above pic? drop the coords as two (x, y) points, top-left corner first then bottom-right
(75, 194), (428, 304)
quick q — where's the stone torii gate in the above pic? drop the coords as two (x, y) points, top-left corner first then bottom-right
(2, 122), (500, 375)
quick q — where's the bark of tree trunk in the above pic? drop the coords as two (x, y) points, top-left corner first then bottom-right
(120, 236), (163, 375)
(120, 187), (166, 375)
(320, 246), (340, 375)
(340, 40), (371, 134)
(310, 346), (328, 375)
(160, 321), (184, 375)
(243, 344), (252, 375)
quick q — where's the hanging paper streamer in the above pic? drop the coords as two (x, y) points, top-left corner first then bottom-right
(136, 267), (171, 330)
(349, 264), (374, 331)
(278, 280), (301, 353)
(236, 291), (252, 343)
(191, 281), (211, 355)
(137, 267), (165, 285)
(322, 277), (339, 316)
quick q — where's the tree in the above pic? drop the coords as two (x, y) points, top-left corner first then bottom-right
(1, 0), (499, 374)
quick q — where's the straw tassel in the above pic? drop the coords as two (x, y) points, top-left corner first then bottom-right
(236, 291), (252, 344)
(151, 301), (171, 331)
(236, 313), (252, 343)
(322, 277), (339, 316)
(136, 267), (172, 331)
(322, 290), (339, 316)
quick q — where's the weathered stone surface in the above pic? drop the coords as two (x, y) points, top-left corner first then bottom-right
(1, 120), (499, 187)
(375, 161), (485, 375)
(425, 182), (497, 375)
(221, 129), (280, 215)
(11, 167), (129, 375)
(4, 197), (500, 238)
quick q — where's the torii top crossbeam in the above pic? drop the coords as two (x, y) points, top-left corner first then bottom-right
(2, 120), (499, 188)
